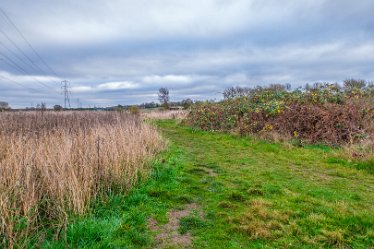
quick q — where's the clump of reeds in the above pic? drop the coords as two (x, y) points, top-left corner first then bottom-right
(0, 111), (164, 248)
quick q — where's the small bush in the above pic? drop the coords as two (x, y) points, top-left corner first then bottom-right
(128, 106), (140, 115)
(273, 103), (363, 144)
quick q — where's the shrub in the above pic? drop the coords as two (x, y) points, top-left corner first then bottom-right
(129, 105), (140, 115)
(187, 82), (374, 145)
(273, 103), (363, 144)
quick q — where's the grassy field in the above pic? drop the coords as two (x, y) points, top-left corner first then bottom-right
(41, 119), (374, 249)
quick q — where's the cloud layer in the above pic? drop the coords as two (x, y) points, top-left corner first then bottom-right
(0, 0), (373, 107)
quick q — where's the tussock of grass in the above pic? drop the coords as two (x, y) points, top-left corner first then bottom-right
(179, 216), (207, 235)
(187, 168), (208, 175)
(247, 188), (265, 196)
(228, 192), (247, 202)
(174, 195), (194, 204)
(319, 229), (345, 247)
(218, 201), (235, 209)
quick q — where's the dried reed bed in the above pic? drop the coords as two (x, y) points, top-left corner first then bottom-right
(0, 111), (164, 248)
(142, 110), (187, 120)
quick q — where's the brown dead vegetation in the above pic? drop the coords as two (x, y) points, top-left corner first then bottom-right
(0, 111), (164, 248)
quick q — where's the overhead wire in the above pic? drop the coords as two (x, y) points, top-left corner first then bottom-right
(0, 7), (60, 79)
(0, 7), (73, 103)
(0, 73), (41, 93)
(0, 28), (56, 83)
(0, 50), (29, 74)
(0, 40), (40, 73)
(0, 51), (57, 90)
(0, 7), (62, 92)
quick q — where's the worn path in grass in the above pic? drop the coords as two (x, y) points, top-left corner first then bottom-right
(45, 120), (374, 248)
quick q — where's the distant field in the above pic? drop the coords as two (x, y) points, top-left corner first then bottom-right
(141, 109), (187, 120)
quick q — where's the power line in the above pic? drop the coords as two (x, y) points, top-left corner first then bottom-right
(61, 80), (71, 108)
(0, 28), (52, 80)
(0, 50), (28, 74)
(0, 40), (40, 73)
(76, 98), (82, 108)
(0, 41), (59, 90)
(0, 36), (57, 90)
(0, 7), (60, 79)
(0, 52), (56, 90)
(0, 9), (61, 91)
(0, 7), (75, 107)
(0, 72), (40, 93)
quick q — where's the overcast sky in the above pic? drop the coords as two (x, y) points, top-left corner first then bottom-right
(0, 0), (374, 108)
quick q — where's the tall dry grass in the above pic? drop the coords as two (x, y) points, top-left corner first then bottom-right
(0, 111), (164, 248)
(142, 110), (187, 120)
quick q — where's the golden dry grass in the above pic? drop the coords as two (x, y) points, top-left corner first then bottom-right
(0, 111), (164, 248)
(141, 110), (187, 120)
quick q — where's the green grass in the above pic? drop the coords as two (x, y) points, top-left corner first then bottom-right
(179, 215), (207, 235)
(40, 120), (374, 248)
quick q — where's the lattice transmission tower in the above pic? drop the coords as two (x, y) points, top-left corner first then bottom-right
(61, 80), (71, 108)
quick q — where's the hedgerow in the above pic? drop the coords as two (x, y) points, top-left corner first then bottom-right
(187, 80), (374, 145)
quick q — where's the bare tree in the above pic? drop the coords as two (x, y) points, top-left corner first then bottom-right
(344, 79), (367, 91)
(158, 87), (170, 109)
(181, 98), (193, 109)
(223, 86), (252, 99)
(268, 83), (291, 92)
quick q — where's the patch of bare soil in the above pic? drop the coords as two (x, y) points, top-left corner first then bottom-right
(148, 203), (201, 249)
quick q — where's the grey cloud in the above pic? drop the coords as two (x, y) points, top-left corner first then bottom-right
(0, 0), (374, 108)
